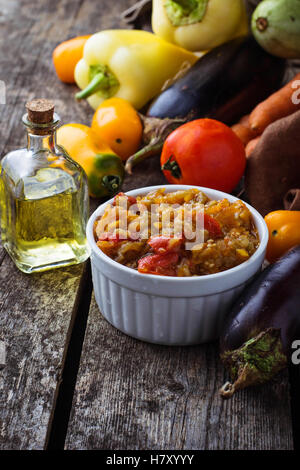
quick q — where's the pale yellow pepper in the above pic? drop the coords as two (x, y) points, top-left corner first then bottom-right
(152, 0), (249, 52)
(74, 29), (198, 110)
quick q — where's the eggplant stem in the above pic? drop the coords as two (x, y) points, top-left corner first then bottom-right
(125, 115), (186, 174)
(220, 363), (256, 399)
(220, 328), (287, 399)
(125, 142), (163, 175)
(220, 382), (235, 399)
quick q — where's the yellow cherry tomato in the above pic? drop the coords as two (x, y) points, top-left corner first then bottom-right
(91, 97), (143, 161)
(264, 210), (300, 263)
(53, 36), (91, 83)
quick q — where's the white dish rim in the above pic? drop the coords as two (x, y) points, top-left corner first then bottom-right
(86, 184), (268, 285)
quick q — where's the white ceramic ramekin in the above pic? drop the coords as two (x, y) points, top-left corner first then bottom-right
(86, 185), (268, 345)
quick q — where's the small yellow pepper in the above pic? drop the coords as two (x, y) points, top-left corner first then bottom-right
(91, 97), (143, 161)
(152, 0), (248, 52)
(53, 35), (91, 83)
(74, 29), (198, 110)
(264, 210), (300, 263)
(56, 124), (124, 198)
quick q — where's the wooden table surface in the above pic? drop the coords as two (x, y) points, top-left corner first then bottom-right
(0, 0), (299, 451)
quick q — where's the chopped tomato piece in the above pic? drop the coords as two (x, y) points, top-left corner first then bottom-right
(148, 236), (183, 254)
(112, 192), (137, 207)
(204, 214), (222, 238)
(198, 213), (222, 238)
(138, 252), (179, 276)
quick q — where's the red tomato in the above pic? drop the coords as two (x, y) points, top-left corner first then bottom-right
(161, 119), (246, 193)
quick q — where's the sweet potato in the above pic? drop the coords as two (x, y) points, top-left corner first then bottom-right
(245, 110), (300, 216)
(245, 136), (261, 158)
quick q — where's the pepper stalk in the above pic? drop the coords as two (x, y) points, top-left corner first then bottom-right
(76, 65), (120, 101)
(164, 0), (209, 26)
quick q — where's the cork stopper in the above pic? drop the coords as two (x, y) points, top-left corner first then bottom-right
(26, 99), (54, 124)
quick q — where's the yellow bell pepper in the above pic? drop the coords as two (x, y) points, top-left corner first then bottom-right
(56, 124), (124, 198)
(152, 0), (249, 52)
(74, 29), (198, 110)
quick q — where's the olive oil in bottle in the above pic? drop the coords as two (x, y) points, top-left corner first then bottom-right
(0, 99), (90, 273)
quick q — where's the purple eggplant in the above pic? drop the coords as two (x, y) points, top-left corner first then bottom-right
(219, 245), (300, 398)
(147, 36), (285, 122)
(125, 36), (285, 173)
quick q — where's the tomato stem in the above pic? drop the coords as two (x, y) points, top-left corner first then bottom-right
(161, 156), (182, 179)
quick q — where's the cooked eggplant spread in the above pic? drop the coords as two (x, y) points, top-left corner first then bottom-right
(94, 188), (259, 277)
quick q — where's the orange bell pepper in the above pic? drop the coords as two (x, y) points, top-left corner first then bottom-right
(264, 210), (300, 263)
(91, 97), (143, 161)
(53, 35), (91, 83)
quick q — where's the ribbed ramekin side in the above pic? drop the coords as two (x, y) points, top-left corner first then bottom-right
(91, 258), (249, 345)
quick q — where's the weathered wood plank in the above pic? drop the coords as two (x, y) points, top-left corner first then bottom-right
(289, 364), (300, 449)
(0, 256), (84, 449)
(0, 0), (135, 450)
(0, 341), (5, 368)
(65, 0), (295, 451)
(0, 0), (164, 449)
(65, 295), (293, 450)
(0, 0), (297, 451)
(0, 0), (92, 450)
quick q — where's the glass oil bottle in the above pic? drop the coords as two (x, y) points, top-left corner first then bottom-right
(0, 99), (90, 273)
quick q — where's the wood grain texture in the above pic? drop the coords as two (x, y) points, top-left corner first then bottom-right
(65, 0), (296, 451)
(0, 341), (5, 368)
(0, 0), (94, 450)
(0, 0), (298, 451)
(0, 0), (164, 451)
(0, 0), (134, 450)
(65, 295), (293, 450)
(0, 256), (84, 449)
